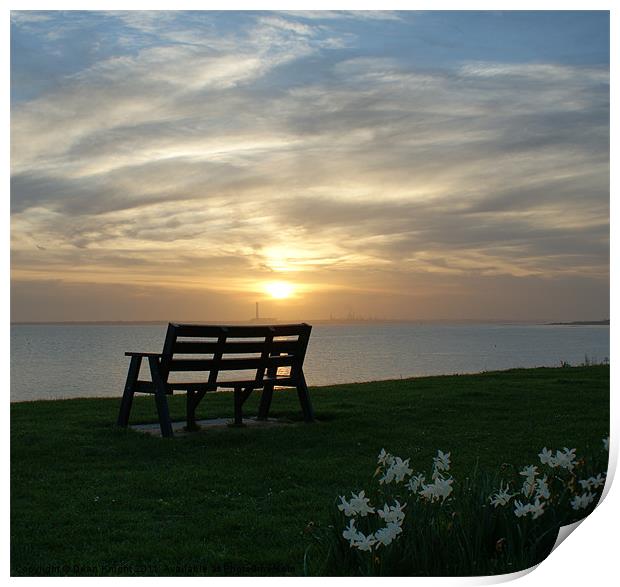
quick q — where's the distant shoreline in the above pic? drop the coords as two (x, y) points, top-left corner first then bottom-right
(10, 318), (610, 326)
(546, 320), (609, 326)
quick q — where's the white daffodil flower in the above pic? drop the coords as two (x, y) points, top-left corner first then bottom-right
(337, 496), (356, 517)
(379, 456), (412, 485)
(519, 465), (538, 479)
(391, 500), (406, 521)
(342, 519), (364, 544)
(554, 448), (577, 471)
(519, 465), (538, 497)
(376, 503), (391, 521)
(514, 500), (532, 518)
(375, 522), (402, 547)
(433, 450), (451, 473)
(406, 473), (425, 493)
(490, 495), (510, 507)
(579, 474), (606, 491)
(349, 490), (375, 517)
(571, 492), (596, 511)
(420, 476), (454, 502)
(522, 479), (535, 498)
(392, 457), (413, 483)
(538, 447), (555, 467)
(379, 469), (395, 485)
(435, 477), (454, 500)
(590, 474), (606, 489)
(418, 483), (435, 501)
(377, 448), (392, 467)
(377, 500), (406, 524)
(374, 526), (394, 547)
(352, 532), (377, 552)
(529, 498), (545, 519)
(535, 476), (550, 500)
(489, 482), (515, 507)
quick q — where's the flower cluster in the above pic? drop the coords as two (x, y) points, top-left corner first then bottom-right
(338, 490), (375, 517)
(519, 465), (539, 497)
(418, 450), (454, 503)
(378, 456), (413, 485)
(342, 519), (378, 551)
(337, 449), (458, 552)
(324, 438), (608, 575)
(419, 476), (454, 503)
(338, 494), (406, 550)
(578, 474), (605, 491)
(514, 498), (545, 519)
(376, 448), (454, 503)
(570, 492), (596, 511)
(537, 447), (577, 471)
(489, 481), (516, 507)
(499, 464), (550, 519)
(406, 474), (425, 493)
(489, 438), (608, 519)
(570, 472), (606, 511)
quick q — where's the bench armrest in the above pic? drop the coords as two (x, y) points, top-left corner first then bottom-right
(125, 352), (162, 357)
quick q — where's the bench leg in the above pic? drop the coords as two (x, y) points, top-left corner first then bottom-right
(148, 356), (174, 438)
(257, 383), (274, 420)
(240, 386), (254, 406)
(232, 386), (244, 427)
(296, 372), (314, 423)
(186, 390), (198, 431)
(186, 389), (206, 431)
(117, 355), (141, 427)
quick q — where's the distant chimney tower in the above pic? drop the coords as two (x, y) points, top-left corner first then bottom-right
(256, 302), (259, 320)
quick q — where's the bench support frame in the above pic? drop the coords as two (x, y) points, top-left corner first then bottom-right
(148, 356), (174, 438)
(117, 355), (140, 428)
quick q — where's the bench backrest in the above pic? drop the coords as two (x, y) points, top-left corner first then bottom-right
(159, 323), (312, 388)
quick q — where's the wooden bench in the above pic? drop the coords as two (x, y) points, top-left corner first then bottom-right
(116, 323), (314, 437)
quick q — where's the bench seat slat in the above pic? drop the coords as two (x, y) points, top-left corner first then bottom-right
(173, 340), (299, 354)
(134, 377), (294, 393)
(168, 355), (295, 371)
(207, 377), (294, 388)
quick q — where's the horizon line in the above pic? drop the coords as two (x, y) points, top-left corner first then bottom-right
(10, 318), (610, 326)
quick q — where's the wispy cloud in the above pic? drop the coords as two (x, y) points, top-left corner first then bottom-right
(281, 10), (403, 22)
(10, 11), (609, 320)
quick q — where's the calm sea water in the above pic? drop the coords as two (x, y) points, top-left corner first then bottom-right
(10, 323), (610, 402)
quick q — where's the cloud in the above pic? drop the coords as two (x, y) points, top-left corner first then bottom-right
(11, 12), (334, 174)
(10, 12), (609, 320)
(281, 10), (403, 22)
(10, 12), (53, 26)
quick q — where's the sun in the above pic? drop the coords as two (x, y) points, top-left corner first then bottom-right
(264, 281), (294, 299)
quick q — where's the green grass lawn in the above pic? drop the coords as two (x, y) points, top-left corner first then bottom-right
(11, 366), (609, 576)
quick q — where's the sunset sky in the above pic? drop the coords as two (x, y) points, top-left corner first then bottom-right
(10, 10), (609, 322)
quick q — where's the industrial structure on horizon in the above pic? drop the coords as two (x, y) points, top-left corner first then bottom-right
(250, 302), (277, 324)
